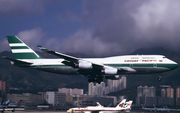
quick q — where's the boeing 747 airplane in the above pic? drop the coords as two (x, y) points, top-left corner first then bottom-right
(3, 36), (179, 83)
(67, 99), (133, 113)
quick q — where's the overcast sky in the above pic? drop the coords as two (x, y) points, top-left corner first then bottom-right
(1, 0), (180, 56)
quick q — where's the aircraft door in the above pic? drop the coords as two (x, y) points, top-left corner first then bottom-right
(153, 63), (157, 67)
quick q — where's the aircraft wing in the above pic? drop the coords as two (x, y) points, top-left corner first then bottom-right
(38, 45), (104, 69)
(38, 45), (79, 63)
(38, 46), (136, 75)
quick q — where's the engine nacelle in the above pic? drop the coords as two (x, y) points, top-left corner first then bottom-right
(79, 61), (92, 69)
(103, 68), (118, 75)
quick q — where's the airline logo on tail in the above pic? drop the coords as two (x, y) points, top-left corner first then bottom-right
(17, 100), (22, 106)
(119, 103), (124, 107)
(116, 99), (126, 108)
(123, 101), (133, 109)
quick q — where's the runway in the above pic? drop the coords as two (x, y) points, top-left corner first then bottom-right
(3, 111), (175, 113)
(4, 111), (67, 113)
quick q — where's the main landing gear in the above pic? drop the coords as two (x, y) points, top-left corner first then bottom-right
(158, 74), (162, 82)
(88, 75), (103, 84)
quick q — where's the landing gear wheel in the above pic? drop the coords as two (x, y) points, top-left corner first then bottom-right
(96, 76), (103, 84)
(158, 75), (162, 82)
(88, 78), (93, 82)
(88, 77), (95, 83)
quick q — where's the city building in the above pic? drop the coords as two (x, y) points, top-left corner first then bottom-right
(136, 86), (175, 106)
(176, 87), (180, 106)
(7, 93), (43, 103)
(161, 89), (166, 97)
(46, 91), (75, 106)
(136, 86), (156, 106)
(46, 92), (55, 105)
(167, 87), (174, 98)
(81, 96), (116, 107)
(58, 88), (83, 95)
(54, 93), (66, 106)
(0, 81), (10, 93)
(88, 76), (127, 96)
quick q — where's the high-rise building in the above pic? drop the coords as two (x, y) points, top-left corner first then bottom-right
(176, 87), (180, 106)
(136, 86), (156, 106)
(167, 87), (174, 98)
(58, 88), (83, 95)
(0, 81), (10, 93)
(121, 76), (126, 89)
(46, 91), (55, 105)
(137, 86), (143, 97)
(88, 82), (94, 95)
(161, 89), (166, 97)
(88, 76), (127, 96)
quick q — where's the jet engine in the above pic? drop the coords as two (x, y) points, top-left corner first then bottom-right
(78, 61), (92, 69)
(102, 68), (118, 75)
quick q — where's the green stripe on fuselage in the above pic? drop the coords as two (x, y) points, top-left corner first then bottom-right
(13, 53), (42, 59)
(6, 36), (22, 43)
(27, 63), (177, 70)
(10, 46), (29, 49)
(106, 63), (177, 70)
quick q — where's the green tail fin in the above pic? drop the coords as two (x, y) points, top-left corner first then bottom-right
(6, 36), (42, 59)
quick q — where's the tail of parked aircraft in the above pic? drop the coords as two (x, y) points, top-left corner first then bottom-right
(17, 100), (22, 106)
(116, 99), (126, 108)
(96, 102), (103, 107)
(6, 36), (41, 59)
(141, 104), (145, 108)
(2, 99), (11, 106)
(124, 101), (133, 109)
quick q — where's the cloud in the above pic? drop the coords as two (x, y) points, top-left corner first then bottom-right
(0, 39), (10, 52)
(0, 0), (59, 17)
(17, 28), (46, 50)
(131, 0), (180, 50)
(61, 0), (180, 56)
(60, 30), (120, 56)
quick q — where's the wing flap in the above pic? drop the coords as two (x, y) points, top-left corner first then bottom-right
(38, 45), (78, 63)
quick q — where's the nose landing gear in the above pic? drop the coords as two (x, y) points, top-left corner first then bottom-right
(158, 74), (162, 82)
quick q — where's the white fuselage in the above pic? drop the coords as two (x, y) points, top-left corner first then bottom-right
(19, 55), (178, 76)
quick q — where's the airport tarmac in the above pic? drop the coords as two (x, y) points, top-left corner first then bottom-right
(3, 111), (178, 113)
(3, 111), (67, 113)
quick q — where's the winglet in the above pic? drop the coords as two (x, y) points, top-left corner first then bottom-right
(37, 45), (49, 51)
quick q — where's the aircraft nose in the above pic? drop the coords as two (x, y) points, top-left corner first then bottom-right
(176, 63), (179, 68)
(173, 62), (179, 69)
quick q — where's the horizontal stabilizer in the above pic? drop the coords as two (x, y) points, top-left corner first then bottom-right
(2, 56), (32, 65)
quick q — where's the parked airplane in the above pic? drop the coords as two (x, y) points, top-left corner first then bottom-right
(0, 99), (11, 108)
(67, 99), (128, 113)
(0, 99), (11, 113)
(86, 102), (104, 108)
(4, 36), (179, 83)
(8, 100), (22, 107)
(141, 105), (175, 112)
(68, 99), (133, 113)
(141, 105), (156, 112)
